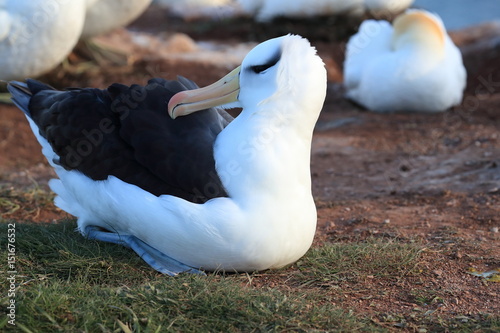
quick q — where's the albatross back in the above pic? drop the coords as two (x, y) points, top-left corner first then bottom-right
(8, 78), (231, 202)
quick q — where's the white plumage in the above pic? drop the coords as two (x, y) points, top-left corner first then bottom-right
(10, 35), (327, 275)
(344, 9), (466, 112)
(81, 0), (152, 39)
(365, 0), (414, 16)
(155, 0), (231, 7)
(0, 0), (86, 80)
(237, 0), (414, 22)
(154, 0), (236, 19)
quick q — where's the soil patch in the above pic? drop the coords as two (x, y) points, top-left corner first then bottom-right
(1, 5), (498, 323)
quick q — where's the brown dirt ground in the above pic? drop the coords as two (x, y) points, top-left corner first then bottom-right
(1, 5), (499, 329)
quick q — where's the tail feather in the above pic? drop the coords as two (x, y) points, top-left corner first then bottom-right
(25, 79), (56, 94)
(7, 81), (32, 117)
(7, 79), (56, 118)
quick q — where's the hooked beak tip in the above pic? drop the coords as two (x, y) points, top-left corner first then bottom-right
(167, 66), (241, 119)
(168, 91), (188, 119)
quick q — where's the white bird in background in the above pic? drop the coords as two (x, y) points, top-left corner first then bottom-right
(154, 0), (235, 19)
(155, 0), (231, 9)
(81, 0), (152, 39)
(76, 0), (152, 65)
(344, 9), (466, 112)
(237, 0), (360, 21)
(8, 34), (327, 276)
(0, 0), (86, 81)
(365, 0), (414, 17)
(237, 0), (414, 22)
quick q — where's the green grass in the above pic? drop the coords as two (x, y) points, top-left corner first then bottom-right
(0, 220), (379, 332)
(294, 238), (423, 286)
(0, 92), (13, 105)
(0, 220), (498, 332)
(7, 275), (369, 332)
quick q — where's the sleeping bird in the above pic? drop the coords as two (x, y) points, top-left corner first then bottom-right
(344, 9), (466, 112)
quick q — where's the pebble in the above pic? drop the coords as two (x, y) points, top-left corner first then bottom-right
(432, 269), (443, 277)
(166, 33), (198, 53)
(488, 187), (499, 194)
(491, 227), (499, 233)
(383, 219), (390, 224)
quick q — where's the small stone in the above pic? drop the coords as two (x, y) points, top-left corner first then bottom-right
(491, 227), (499, 233)
(383, 219), (390, 224)
(446, 199), (457, 206)
(166, 33), (198, 53)
(433, 269), (443, 277)
(488, 187), (499, 193)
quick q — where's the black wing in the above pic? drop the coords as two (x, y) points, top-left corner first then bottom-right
(8, 78), (232, 203)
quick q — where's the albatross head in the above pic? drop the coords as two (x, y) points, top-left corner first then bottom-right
(168, 34), (326, 126)
(391, 10), (446, 56)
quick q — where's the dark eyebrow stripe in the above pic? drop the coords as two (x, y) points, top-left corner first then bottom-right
(249, 48), (282, 74)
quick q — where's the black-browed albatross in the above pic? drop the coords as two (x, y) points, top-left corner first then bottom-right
(8, 34), (327, 275)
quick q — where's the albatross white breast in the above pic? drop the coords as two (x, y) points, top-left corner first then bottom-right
(344, 9), (466, 112)
(8, 34), (327, 275)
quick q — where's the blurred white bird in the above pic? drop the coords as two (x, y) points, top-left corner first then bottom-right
(81, 0), (152, 39)
(365, 0), (414, 17)
(154, 0), (236, 19)
(344, 9), (466, 112)
(76, 0), (152, 65)
(155, 0), (231, 8)
(0, 0), (86, 80)
(237, 0), (414, 22)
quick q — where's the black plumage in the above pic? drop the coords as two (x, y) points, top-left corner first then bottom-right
(8, 78), (231, 203)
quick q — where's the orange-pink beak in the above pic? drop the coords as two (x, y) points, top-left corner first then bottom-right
(168, 66), (241, 119)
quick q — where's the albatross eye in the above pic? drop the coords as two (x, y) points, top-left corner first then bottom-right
(250, 63), (274, 74)
(249, 50), (281, 74)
